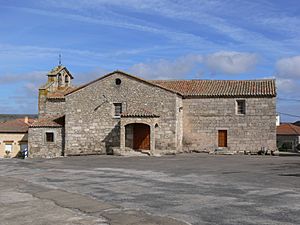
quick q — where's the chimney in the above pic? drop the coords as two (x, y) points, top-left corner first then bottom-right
(24, 116), (29, 124)
(276, 114), (280, 126)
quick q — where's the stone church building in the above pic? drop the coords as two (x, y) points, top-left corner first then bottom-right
(28, 65), (277, 158)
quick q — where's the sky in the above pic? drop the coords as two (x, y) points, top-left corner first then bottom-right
(0, 0), (300, 122)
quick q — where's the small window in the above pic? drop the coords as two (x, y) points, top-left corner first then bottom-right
(115, 78), (121, 85)
(5, 143), (12, 153)
(46, 132), (54, 142)
(236, 100), (246, 115)
(114, 103), (122, 117)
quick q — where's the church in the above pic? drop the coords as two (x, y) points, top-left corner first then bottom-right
(28, 65), (277, 157)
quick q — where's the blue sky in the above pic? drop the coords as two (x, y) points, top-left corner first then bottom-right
(0, 0), (300, 122)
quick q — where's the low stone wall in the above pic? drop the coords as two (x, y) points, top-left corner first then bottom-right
(28, 127), (64, 158)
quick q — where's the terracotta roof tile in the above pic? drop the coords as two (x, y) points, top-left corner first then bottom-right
(277, 123), (300, 135)
(63, 71), (275, 98)
(47, 87), (77, 99)
(122, 108), (159, 117)
(48, 65), (74, 79)
(150, 79), (276, 97)
(0, 118), (34, 133)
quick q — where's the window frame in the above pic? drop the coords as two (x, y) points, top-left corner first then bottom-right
(113, 103), (122, 118)
(4, 143), (13, 153)
(45, 132), (54, 143)
(236, 99), (246, 115)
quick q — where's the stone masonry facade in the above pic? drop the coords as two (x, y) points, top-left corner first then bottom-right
(29, 127), (64, 158)
(64, 72), (181, 155)
(182, 97), (276, 153)
(28, 66), (277, 158)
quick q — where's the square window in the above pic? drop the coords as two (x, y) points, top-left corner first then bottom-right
(236, 100), (246, 115)
(46, 132), (54, 142)
(5, 143), (12, 152)
(114, 103), (122, 117)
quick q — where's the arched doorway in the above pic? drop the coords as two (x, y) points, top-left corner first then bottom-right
(125, 123), (150, 150)
(133, 123), (150, 150)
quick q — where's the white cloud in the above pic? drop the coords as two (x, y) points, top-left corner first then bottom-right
(7, 6), (217, 49)
(276, 78), (299, 95)
(204, 51), (258, 75)
(75, 68), (109, 84)
(129, 51), (258, 79)
(276, 78), (300, 122)
(0, 71), (46, 85)
(274, 57), (300, 121)
(129, 54), (203, 79)
(0, 71), (47, 114)
(275, 56), (300, 78)
(43, 0), (299, 55)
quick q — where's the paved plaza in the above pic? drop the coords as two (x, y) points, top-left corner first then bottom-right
(0, 154), (299, 225)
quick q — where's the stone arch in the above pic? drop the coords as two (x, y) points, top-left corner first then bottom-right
(58, 73), (62, 86)
(125, 123), (150, 150)
(120, 117), (159, 153)
(123, 120), (152, 127)
(65, 75), (70, 86)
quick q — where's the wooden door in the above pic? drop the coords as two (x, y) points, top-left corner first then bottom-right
(133, 124), (150, 150)
(218, 130), (227, 147)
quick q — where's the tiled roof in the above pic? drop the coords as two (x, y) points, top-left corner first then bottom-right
(65, 70), (181, 96)
(47, 87), (76, 99)
(277, 123), (300, 136)
(0, 114), (37, 123)
(151, 79), (276, 97)
(0, 118), (34, 133)
(48, 65), (65, 75)
(121, 108), (159, 117)
(62, 70), (276, 98)
(30, 116), (64, 128)
(48, 65), (74, 78)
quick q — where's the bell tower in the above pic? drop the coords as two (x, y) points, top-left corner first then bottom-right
(38, 65), (74, 117)
(46, 65), (74, 91)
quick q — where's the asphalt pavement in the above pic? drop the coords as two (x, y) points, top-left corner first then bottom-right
(0, 154), (299, 225)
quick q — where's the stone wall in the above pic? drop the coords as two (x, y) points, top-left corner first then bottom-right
(28, 127), (64, 158)
(182, 97), (277, 153)
(65, 72), (181, 155)
(43, 99), (66, 117)
(125, 124), (134, 149)
(175, 96), (183, 151)
(38, 94), (65, 118)
(38, 89), (48, 117)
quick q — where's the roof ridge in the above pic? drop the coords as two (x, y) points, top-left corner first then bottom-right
(151, 78), (275, 82)
(65, 70), (182, 96)
(288, 123), (300, 135)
